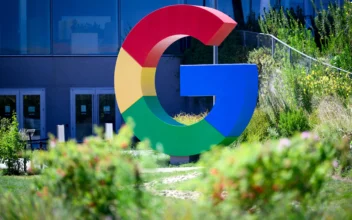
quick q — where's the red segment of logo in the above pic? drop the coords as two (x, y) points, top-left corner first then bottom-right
(121, 5), (237, 68)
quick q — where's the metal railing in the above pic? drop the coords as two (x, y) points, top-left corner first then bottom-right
(235, 30), (352, 76)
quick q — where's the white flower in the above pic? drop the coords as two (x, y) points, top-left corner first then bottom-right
(332, 159), (339, 168)
(50, 140), (56, 148)
(278, 138), (291, 150)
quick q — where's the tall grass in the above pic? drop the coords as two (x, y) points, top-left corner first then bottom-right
(173, 112), (208, 125)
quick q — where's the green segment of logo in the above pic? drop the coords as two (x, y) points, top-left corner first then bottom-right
(123, 96), (236, 156)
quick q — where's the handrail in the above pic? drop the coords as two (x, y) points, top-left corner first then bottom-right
(236, 30), (352, 76)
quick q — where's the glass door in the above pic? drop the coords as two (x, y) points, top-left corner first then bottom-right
(0, 89), (45, 141)
(0, 94), (18, 120)
(22, 95), (41, 138)
(97, 88), (116, 133)
(75, 94), (94, 141)
(20, 89), (46, 140)
(70, 88), (121, 141)
(70, 89), (94, 142)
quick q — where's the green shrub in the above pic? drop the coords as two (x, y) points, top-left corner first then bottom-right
(247, 48), (288, 126)
(0, 113), (26, 175)
(315, 0), (352, 71)
(259, 7), (318, 57)
(280, 65), (313, 112)
(315, 96), (352, 139)
(316, 124), (352, 177)
(297, 66), (352, 101)
(241, 108), (271, 143)
(196, 132), (335, 216)
(314, 96), (352, 175)
(308, 109), (321, 129)
(0, 192), (77, 220)
(278, 109), (310, 137)
(26, 118), (162, 220)
(248, 48), (278, 98)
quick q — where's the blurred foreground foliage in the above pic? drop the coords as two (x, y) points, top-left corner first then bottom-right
(1, 117), (350, 219)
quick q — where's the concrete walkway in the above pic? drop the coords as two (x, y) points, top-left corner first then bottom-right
(144, 171), (201, 200)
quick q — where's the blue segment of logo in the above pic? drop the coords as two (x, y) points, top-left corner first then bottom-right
(180, 64), (258, 137)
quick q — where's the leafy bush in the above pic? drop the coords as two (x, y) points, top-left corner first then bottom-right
(247, 48), (287, 126)
(315, 96), (352, 139)
(26, 118), (162, 219)
(314, 96), (352, 174)
(278, 109), (310, 137)
(0, 114), (26, 175)
(260, 1), (352, 72)
(248, 48), (278, 96)
(240, 108), (271, 143)
(315, 0), (352, 71)
(248, 49), (312, 122)
(280, 65), (314, 112)
(0, 192), (76, 220)
(259, 7), (318, 57)
(196, 132), (335, 216)
(297, 66), (352, 101)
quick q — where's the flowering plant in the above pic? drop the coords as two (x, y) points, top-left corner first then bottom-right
(298, 67), (352, 100)
(29, 118), (160, 219)
(196, 132), (335, 213)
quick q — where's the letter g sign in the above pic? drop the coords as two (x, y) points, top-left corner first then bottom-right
(114, 5), (258, 156)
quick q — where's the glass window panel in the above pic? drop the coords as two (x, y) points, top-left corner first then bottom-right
(219, 1), (235, 19)
(291, 0), (304, 8)
(258, 0), (272, 17)
(0, 95), (16, 119)
(238, 0), (262, 22)
(314, 0), (331, 10)
(0, 0), (50, 55)
(279, 0), (304, 10)
(186, 0), (204, 5)
(205, 0), (234, 18)
(53, 0), (118, 55)
(98, 94), (116, 132)
(23, 95), (41, 137)
(75, 94), (93, 141)
(206, 0), (236, 18)
(205, 0), (213, 7)
(242, 1), (251, 23)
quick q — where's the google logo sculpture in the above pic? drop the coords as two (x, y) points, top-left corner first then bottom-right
(114, 5), (258, 156)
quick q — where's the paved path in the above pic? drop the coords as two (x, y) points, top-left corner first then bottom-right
(144, 171), (201, 200)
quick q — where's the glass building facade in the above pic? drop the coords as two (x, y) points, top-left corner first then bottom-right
(0, 0), (342, 55)
(53, 0), (119, 55)
(0, 0), (50, 54)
